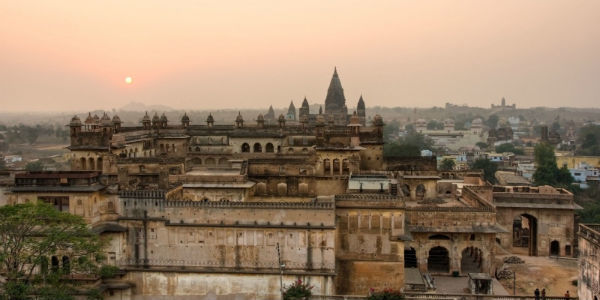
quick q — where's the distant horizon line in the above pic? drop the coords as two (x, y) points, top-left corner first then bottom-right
(1, 104), (600, 114)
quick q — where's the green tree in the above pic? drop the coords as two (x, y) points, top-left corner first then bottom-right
(495, 143), (524, 155)
(532, 142), (573, 188)
(384, 131), (433, 157)
(471, 158), (498, 184)
(0, 202), (106, 299)
(485, 115), (499, 129)
(427, 120), (443, 130)
(25, 161), (44, 171)
(577, 125), (600, 155)
(439, 158), (455, 171)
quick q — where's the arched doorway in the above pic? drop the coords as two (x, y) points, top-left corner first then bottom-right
(241, 143), (250, 153)
(253, 143), (262, 153)
(416, 184), (426, 200)
(404, 247), (417, 268)
(266, 143), (274, 153)
(461, 247), (482, 274)
(205, 157), (216, 165)
(428, 246), (449, 273)
(513, 214), (538, 256)
(401, 184), (410, 197)
(550, 240), (560, 256)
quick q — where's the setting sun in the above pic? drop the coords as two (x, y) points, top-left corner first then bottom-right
(124, 76), (133, 84)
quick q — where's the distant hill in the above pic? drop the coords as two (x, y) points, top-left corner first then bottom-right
(120, 102), (173, 112)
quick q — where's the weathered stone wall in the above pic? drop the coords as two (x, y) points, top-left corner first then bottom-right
(121, 271), (334, 300)
(578, 224), (600, 300)
(118, 200), (336, 275)
(495, 207), (575, 257)
(406, 232), (495, 275)
(334, 198), (405, 295)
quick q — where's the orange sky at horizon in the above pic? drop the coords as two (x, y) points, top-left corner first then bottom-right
(1, 0), (599, 112)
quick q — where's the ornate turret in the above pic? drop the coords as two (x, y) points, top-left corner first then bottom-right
(112, 115), (122, 132)
(100, 113), (113, 136)
(92, 114), (100, 130)
(69, 115), (82, 136)
(84, 112), (94, 131)
(181, 113), (190, 128)
(373, 114), (384, 126)
(357, 95), (366, 125)
(348, 111), (362, 145)
(160, 113), (168, 128)
(373, 114), (384, 141)
(300, 114), (308, 130)
(287, 101), (296, 121)
(235, 112), (244, 128)
(142, 112), (151, 130)
(257, 114), (265, 128)
(100, 112), (112, 126)
(265, 105), (275, 122)
(152, 113), (160, 129)
(299, 97), (310, 119)
(278, 114), (286, 128)
(206, 113), (214, 127)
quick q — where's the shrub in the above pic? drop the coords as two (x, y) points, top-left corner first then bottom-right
(99, 265), (121, 279)
(367, 288), (405, 300)
(283, 279), (313, 300)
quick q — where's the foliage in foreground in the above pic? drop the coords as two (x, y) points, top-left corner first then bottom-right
(471, 158), (498, 184)
(0, 201), (105, 299)
(283, 279), (313, 300)
(532, 142), (573, 189)
(367, 288), (405, 300)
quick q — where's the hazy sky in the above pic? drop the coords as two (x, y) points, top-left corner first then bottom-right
(1, 1), (599, 112)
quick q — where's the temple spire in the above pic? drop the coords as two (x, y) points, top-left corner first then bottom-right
(324, 67), (346, 114)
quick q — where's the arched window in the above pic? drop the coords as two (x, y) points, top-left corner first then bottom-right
(51, 256), (59, 273)
(241, 143), (250, 153)
(40, 256), (49, 275)
(96, 157), (103, 170)
(324, 159), (330, 173)
(253, 143), (262, 153)
(416, 184), (426, 200)
(80, 157), (86, 170)
(218, 157), (228, 165)
(205, 157), (216, 165)
(265, 143), (274, 153)
(62, 256), (70, 274)
(333, 159), (340, 173)
(88, 157), (95, 170)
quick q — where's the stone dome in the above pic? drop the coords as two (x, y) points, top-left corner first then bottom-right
(70, 115), (82, 126)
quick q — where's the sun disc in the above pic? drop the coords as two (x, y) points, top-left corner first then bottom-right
(125, 76), (133, 84)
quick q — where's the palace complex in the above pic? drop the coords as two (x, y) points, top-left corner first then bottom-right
(4, 69), (581, 299)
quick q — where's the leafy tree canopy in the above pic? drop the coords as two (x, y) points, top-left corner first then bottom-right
(577, 124), (600, 156)
(0, 202), (106, 299)
(532, 142), (573, 188)
(471, 158), (498, 184)
(384, 131), (433, 158)
(439, 158), (455, 171)
(495, 143), (524, 155)
(485, 115), (499, 129)
(25, 161), (44, 172)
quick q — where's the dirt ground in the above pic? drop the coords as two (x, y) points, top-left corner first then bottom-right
(496, 254), (578, 297)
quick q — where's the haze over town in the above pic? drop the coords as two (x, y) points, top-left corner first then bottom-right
(2, 0), (600, 112)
